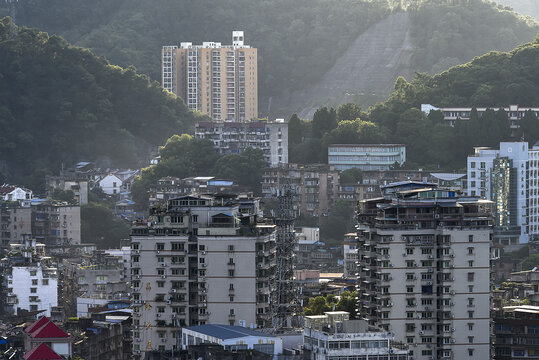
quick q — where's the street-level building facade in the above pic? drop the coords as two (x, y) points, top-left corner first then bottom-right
(328, 144), (406, 171)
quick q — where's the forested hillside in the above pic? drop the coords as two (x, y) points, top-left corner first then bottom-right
(0, 18), (202, 191)
(1, 0), (536, 115)
(289, 37), (539, 170)
(494, 0), (539, 20)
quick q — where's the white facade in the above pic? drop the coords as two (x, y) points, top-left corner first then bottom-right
(195, 120), (288, 166)
(467, 142), (528, 244)
(76, 297), (109, 317)
(328, 144), (406, 171)
(421, 104), (539, 128)
(7, 265), (58, 316)
(0, 186), (32, 201)
(98, 174), (123, 195)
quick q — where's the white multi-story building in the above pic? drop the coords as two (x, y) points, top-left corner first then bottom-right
(421, 104), (539, 128)
(467, 142), (529, 245)
(303, 311), (408, 360)
(2, 238), (58, 317)
(357, 182), (492, 360)
(195, 120), (288, 166)
(328, 144), (406, 171)
(130, 194), (276, 358)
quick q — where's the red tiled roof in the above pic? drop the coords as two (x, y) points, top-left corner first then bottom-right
(31, 321), (69, 338)
(23, 343), (63, 360)
(25, 317), (50, 334)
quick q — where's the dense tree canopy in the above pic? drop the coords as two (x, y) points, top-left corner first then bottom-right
(0, 18), (202, 191)
(1, 0), (535, 107)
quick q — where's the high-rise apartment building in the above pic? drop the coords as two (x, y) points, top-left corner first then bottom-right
(357, 182), (492, 360)
(467, 142), (532, 245)
(130, 194), (275, 358)
(162, 31), (257, 122)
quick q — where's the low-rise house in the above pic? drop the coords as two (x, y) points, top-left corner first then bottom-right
(0, 185), (32, 201)
(24, 317), (72, 358)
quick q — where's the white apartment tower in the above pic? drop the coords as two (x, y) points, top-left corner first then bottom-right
(162, 31), (257, 122)
(130, 194), (275, 358)
(357, 182), (492, 360)
(467, 142), (529, 245)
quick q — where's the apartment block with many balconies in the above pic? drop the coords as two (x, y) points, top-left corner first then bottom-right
(162, 31), (257, 122)
(356, 181), (493, 360)
(130, 194), (275, 358)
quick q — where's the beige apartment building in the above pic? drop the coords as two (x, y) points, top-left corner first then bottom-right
(162, 31), (257, 122)
(357, 182), (493, 360)
(130, 194), (275, 358)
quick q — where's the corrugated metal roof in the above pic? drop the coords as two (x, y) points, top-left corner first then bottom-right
(183, 324), (276, 340)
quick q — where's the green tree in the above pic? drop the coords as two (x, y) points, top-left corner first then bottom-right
(304, 296), (331, 316)
(312, 107), (338, 138)
(81, 203), (130, 248)
(336, 291), (358, 319)
(520, 254), (539, 270)
(213, 148), (266, 193)
(337, 103), (362, 122)
(51, 189), (77, 204)
(339, 168), (363, 184)
(288, 114), (306, 146)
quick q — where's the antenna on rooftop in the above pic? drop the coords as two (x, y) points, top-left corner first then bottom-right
(5, 0), (19, 38)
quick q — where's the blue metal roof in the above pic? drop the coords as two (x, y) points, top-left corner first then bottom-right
(183, 324), (275, 340)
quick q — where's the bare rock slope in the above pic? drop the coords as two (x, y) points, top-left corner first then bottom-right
(269, 12), (415, 118)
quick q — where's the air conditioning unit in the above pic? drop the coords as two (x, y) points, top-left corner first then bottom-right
(420, 331), (424, 335)
(425, 306), (431, 311)
(428, 255), (433, 259)
(450, 301), (455, 306)
(427, 281), (433, 286)
(202, 303), (207, 307)
(201, 251), (206, 255)
(171, 314), (176, 318)
(451, 339), (455, 343)
(161, 338), (167, 343)
(166, 300), (171, 304)
(201, 264), (207, 267)
(156, 250), (160, 254)
(161, 263), (167, 267)
(171, 289), (177, 293)
(134, 300), (141, 304)
(435, 214), (440, 219)
(135, 275), (141, 279)
(402, 253), (407, 257)
(450, 291), (455, 295)
(135, 250), (140, 254)
(450, 254), (455, 258)
(156, 313), (161, 318)
(389, 302), (394, 307)
(135, 338), (141, 342)
(161, 275), (166, 279)
(451, 327), (455, 332)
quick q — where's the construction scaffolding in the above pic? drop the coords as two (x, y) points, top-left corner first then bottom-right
(269, 183), (298, 332)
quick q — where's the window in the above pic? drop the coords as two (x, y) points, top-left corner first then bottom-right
(32, 279), (38, 285)
(407, 286), (414, 293)
(468, 272), (475, 281)
(406, 248), (414, 255)
(406, 323), (415, 332)
(30, 271), (37, 276)
(157, 307), (165, 313)
(468, 336), (474, 343)
(199, 258), (205, 264)
(468, 260), (474, 267)
(468, 247), (474, 255)
(199, 245), (205, 251)
(192, 215), (198, 223)
(30, 305), (38, 311)
(471, 162), (476, 169)
(157, 281), (165, 288)
(406, 337), (414, 344)
(157, 257), (164, 263)
(468, 323), (474, 331)
(229, 284), (234, 290)
(468, 311), (474, 318)
(469, 285), (474, 292)
(157, 243), (164, 251)
(230, 296), (234, 302)
(132, 256), (139, 263)
(407, 312), (414, 318)
(42, 279), (49, 285)
(406, 261), (415, 268)
(469, 235), (474, 242)
(228, 245), (235, 251)
(228, 270), (235, 277)
(468, 349), (474, 356)
(171, 243), (184, 251)
(229, 309), (235, 315)
(468, 298), (474, 306)
(30, 288), (37, 293)
(406, 273), (415, 280)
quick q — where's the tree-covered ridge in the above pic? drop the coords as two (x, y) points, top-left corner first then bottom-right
(1, 0), (536, 110)
(290, 37), (539, 170)
(408, 0), (538, 75)
(0, 18), (202, 190)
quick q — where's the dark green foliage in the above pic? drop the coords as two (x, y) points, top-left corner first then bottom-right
(320, 200), (356, 244)
(0, 18), (199, 189)
(408, 0), (538, 75)
(51, 189), (77, 205)
(1, 0), (392, 100)
(520, 254), (539, 270)
(303, 291), (358, 319)
(81, 202), (130, 248)
(131, 134), (267, 209)
(312, 107), (338, 139)
(339, 168), (363, 184)
(337, 103), (363, 122)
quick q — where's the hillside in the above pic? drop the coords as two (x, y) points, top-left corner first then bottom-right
(289, 37), (539, 170)
(1, 0), (536, 117)
(494, 0), (539, 21)
(0, 18), (201, 191)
